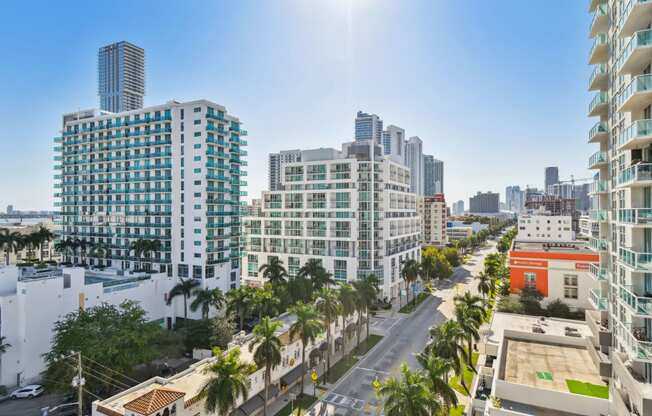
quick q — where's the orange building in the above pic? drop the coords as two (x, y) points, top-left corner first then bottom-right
(509, 240), (599, 310)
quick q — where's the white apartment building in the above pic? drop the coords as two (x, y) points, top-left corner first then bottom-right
(93, 310), (364, 416)
(55, 99), (246, 294)
(587, 1), (652, 414)
(516, 214), (574, 242)
(268, 149), (301, 192)
(405, 136), (423, 195)
(243, 140), (420, 300)
(417, 194), (447, 247)
(0, 265), (213, 387)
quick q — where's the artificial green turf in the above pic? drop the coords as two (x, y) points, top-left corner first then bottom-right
(449, 352), (479, 395)
(326, 355), (359, 384)
(353, 334), (383, 355)
(448, 405), (465, 416)
(565, 379), (609, 399)
(398, 292), (429, 313)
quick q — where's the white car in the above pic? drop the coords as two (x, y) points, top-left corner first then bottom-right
(10, 384), (44, 399)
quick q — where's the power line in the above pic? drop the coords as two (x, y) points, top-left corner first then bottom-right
(82, 366), (132, 389)
(81, 355), (141, 384)
(62, 362), (131, 391)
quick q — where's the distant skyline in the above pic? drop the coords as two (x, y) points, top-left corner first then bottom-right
(0, 0), (593, 210)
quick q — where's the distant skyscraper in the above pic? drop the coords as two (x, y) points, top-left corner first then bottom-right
(452, 200), (465, 216)
(355, 111), (383, 144)
(98, 41), (145, 113)
(544, 166), (559, 192)
(382, 125), (405, 161)
(405, 136), (424, 195)
(268, 150), (302, 191)
(423, 155), (444, 196)
(469, 192), (500, 213)
(505, 186), (524, 213)
(6, 205), (13, 215)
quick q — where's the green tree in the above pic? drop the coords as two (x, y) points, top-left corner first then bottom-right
(315, 288), (342, 380)
(130, 239), (162, 270)
(35, 226), (55, 261)
(0, 229), (22, 266)
(249, 317), (283, 416)
(376, 363), (442, 416)
(200, 346), (255, 415)
(226, 286), (254, 331)
(428, 320), (469, 395)
(519, 287), (544, 315)
(211, 314), (236, 349)
(289, 302), (323, 400)
(191, 288), (226, 320)
(475, 272), (493, 302)
(0, 336), (11, 354)
(286, 275), (313, 305)
(441, 247), (461, 268)
(546, 299), (571, 318)
(454, 292), (484, 375)
(400, 259), (421, 306)
(338, 283), (358, 336)
(43, 301), (160, 395)
(258, 257), (288, 286)
(167, 278), (201, 323)
(416, 352), (458, 409)
(312, 269), (336, 292)
(352, 274), (379, 345)
(253, 284), (280, 320)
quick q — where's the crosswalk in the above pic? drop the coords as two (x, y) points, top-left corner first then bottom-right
(319, 392), (384, 415)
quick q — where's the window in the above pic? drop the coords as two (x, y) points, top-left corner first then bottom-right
(193, 119), (201, 125)
(194, 132), (201, 137)
(178, 264), (188, 277)
(193, 107), (201, 112)
(63, 274), (71, 289)
(334, 260), (347, 281)
(193, 265), (202, 279)
(524, 272), (536, 289)
(564, 274), (578, 299)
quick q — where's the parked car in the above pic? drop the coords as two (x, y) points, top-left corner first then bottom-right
(10, 384), (44, 399)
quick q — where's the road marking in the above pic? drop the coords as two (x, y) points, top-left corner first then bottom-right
(384, 317), (403, 333)
(356, 367), (391, 375)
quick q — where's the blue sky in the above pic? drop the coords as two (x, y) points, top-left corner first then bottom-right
(0, 0), (592, 210)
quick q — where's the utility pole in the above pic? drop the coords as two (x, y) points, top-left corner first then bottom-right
(77, 352), (83, 416)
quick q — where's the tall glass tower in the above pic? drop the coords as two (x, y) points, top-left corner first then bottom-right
(98, 41), (145, 113)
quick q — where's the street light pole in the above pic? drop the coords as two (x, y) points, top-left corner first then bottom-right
(76, 352), (83, 416)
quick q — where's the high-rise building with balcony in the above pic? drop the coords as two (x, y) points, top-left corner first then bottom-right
(417, 194), (447, 247)
(98, 41), (145, 113)
(586, 1), (652, 414)
(544, 166), (559, 192)
(423, 155), (444, 196)
(268, 149), (301, 191)
(243, 140), (421, 299)
(355, 111), (383, 144)
(381, 125), (406, 163)
(469, 191), (500, 214)
(54, 99), (247, 293)
(405, 136), (424, 195)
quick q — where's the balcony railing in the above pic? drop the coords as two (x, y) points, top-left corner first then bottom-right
(620, 285), (652, 316)
(618, 119), (652, 150)
(616, 29), (652, 74)
(617, 74), (652, 112)
(588, 91), (608, 116)
(620, 247), (652, 270)
(588, 150), (608, 168)
(617, 208), (652, 225)
(618, 321), (652, 360)
(589, 209), (608, 221)
(589, 263), (608, 281)
(589, 179), (608, 194)
(589, 288), (608, 310)
(588, 121), (608, 143)
(590, 3), (608, 36)
(619, 0), (652, 38)
(589, 33), (608, 64)
(617, 163), (652, 187)
(589, 237), (608, 251)
(589, 63), (608, 90)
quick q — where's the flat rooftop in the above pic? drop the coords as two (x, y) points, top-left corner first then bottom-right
(511, 240), (593, 254)
(484, 312), (592, 345)
(503, 339), (604, 392)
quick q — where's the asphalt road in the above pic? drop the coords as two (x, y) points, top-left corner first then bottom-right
(323, 242), (497, 414)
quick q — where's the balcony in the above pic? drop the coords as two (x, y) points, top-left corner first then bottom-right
(588, 121), (608, 143)
(586, 309), (611, 348)
(620, 247), (652, 270)
(589, 33), (608, 64)
(618, 29), (652, 76)
(620, 285), (652, 316)
(618, 321), (652, 360)
(617, 163), (652, 187)
(588, 150), (608, 169)
(619, 119), (652, 151)
(588, 91), (608, 117)
(588, 63), (608, 91)
(619, 0), (652, 38)
(590, 4), (609, 37)
(589, 179), (608, 194)
(589, 236), (608, 251)
(589, 288), (608, 310)
(617, 74), (652, 113)
(618, 208), (652, 225)
(589, 263), (608, 281)
(612, 352), (652, 415)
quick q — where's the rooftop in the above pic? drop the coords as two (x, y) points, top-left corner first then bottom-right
(483, 312), (592, 345)
(511, 240), (593, 254)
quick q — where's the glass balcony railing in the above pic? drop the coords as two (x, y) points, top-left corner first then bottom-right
(588, 121), (608, 143)
(620, 285), (652, 316)
(589, 179), (608, 193)
(589, 263), (608, 281)
(589, 288), (608, 311)
(589, 33), (608, 63)
(617, 74), (652, 111)
(620, 247), (652, 269)
(589, 63), (608, 90)
(619, 0), (652, 37)
(618, 119), (652, 149)
(589, 91), (608, 115)
(590, 209), (608, 221)
(618, 321), (652, 359)
(616, 29), (652, 73)
(618, 208), (652, 224)
(588, 150), (608, 168)
(590, 237), (608, 251)
(590, 3), (608, 33)
(617, 163), (652, 186)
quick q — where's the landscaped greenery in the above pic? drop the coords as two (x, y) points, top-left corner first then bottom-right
(566, 379), (609, 399)
(449, 405), (466, 416)
(326, 354), (359, 384)
(353, 334), (383, 355)
(449, 351), (478, 395)
(399, 292), (429, 313)
(276, 394), (318, 416)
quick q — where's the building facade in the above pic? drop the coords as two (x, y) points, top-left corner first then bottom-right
(98, 41), (145, 113)
(544, 166), (559, 192)
(355, 111), (383, 144)
(417, 194), (447, 247)
(381, 124), (406, 163)
(405, 136), (423, 195)
(243, 141), (420, 299)
(452, 200), (465, 216)
(469, 191), (500, 213)
(586, 1), (652, 414)
(517, 214), (574, 242)
(423, 155), (443, 196)
(505, 185), (524, 213)
(55, 99), (246, 292)
(268, 149), (301, 191)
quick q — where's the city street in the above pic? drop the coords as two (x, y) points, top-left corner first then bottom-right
(318, 242), (497, 415)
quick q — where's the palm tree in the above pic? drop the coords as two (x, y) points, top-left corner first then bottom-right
(130, 239), (162, 270)
(420, 254), (436, 283)
(297, 259), (323, 281)
(0, 229), (22, 266)
(400, 259), (421, 306)
(226, 286), (254, 331)
(428, 320), (469, 395)
(338, 283), (358, 335)
(475, 272), (493, 302)
(314, 288), (341, 381)
(258, 257), (288, 286)
(200, 347), (255, 415)
(454, 292), (485, 374)
(191, 287), (226, 320)
(0, 336), (11, 354)
(72, 238), (91, 265)
(54, 237), (75, 263)
(352, 274), (379, 342)
(376, 363), (442, 416)
(252, 284), (280, 320)
(288, 302), (323, 399)
(312, 269), (336, 292)
(90, 242), (110, 265)
(22, 232), (41, 260)
(416, 352), (458, 410)
(249, 317), (283, 416)
(35, 226), (55, 261)
(167, 278), (201, 323)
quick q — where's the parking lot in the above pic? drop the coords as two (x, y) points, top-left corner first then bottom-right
(0, 392), (67, 416)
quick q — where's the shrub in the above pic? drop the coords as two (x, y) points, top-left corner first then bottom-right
(497, 297), (524, 314)
(546, 299), (571, 318)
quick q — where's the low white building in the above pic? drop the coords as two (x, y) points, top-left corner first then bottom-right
(0, 265), (222, 387)
(470, 312), (609, 416)
(517, 214), (574, 242)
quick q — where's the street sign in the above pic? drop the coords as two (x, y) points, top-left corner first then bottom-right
(311, 371), (318, 382)
(372, 379), (381, 390)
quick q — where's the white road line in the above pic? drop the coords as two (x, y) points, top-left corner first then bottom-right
(384, 317), (403, 333)
(356, 367), (391, 375)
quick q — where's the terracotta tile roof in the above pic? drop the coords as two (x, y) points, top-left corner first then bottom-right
(123, 388), (185, 415)
(96, 404), (123, 416)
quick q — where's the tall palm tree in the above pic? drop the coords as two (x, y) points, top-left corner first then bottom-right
(0, 336), (11, 354)
(249, 317), (283, 416)
(420, 254), (436, 283)
(200, 347), (255, 415)
(312, 269), (336, 292)
(54, 237), (75, 262)
(35, 226), (55, 261)
(338, 283), (358, 337)
(314, 288), (342, 381)
(352, 274), (379, 342)
(167, 278), (201, 323)
(0, 229), (22, 266)
(191, 287), (226, 320)
(226, 286), (254, 331)
(288, 302), (323, 399)
(258, 257), (288, 286)
(428, 320), (469, 395)
(130, 239), (162, 270)
(253, 284), (280, 320)
(72, 238), (91, 265)
(400, 259), (421, 306)
(22, 232), (41, 260)
(297, 258), (323, 281)
(90, 242), (110, 265)
(454, 292), (485, 374)
(376, 363), (442, 416)
(416, 352), (458, 409)
(475, 272), (492, 302)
